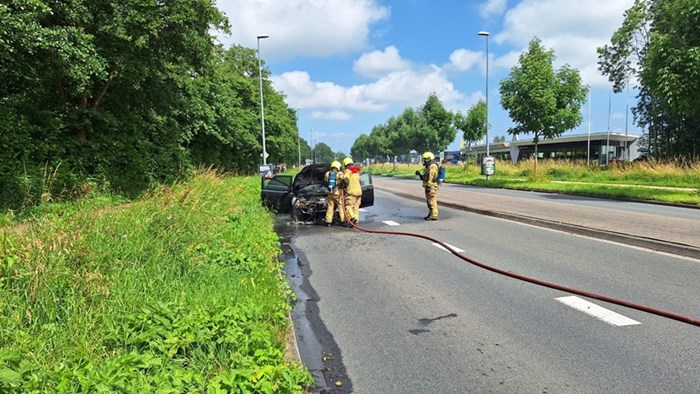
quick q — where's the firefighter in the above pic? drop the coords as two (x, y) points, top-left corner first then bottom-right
(341, 157), (362, 224)
(324, 161), (345, 227)
(415, 151), (439, 220)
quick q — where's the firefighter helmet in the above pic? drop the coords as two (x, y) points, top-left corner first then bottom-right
(422, 151), (435, 161)
(330, 160), (341, 170)
(342, 157), (354, 167)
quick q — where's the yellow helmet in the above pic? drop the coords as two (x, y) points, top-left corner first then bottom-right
(422, 151), (435, 161)
(342, 157), (353, 167)
(330, 160), (341, 170)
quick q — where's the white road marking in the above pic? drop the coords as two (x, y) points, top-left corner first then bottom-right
(432, 242), (465, 253)
(556, 296), (641, 327)
(382, 220), (401, 226)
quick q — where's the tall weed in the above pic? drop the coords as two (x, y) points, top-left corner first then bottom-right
(0, 170), (311, 393)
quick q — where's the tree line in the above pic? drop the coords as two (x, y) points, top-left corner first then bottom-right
(352, 0), (698, 166)
(0, 0), (306, 210)
(598, 0), (700, 159)
(2, 1), (696, 210)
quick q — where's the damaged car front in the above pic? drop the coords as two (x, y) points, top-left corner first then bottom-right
(261, 163), (374, 224)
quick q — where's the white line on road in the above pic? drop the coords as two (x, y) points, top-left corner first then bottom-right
(432, 242), (465, 253)
(382, 220), (401, 226)
(555, 296), (641, 327)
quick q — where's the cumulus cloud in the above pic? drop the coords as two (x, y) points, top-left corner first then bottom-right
(270, 71), (386, 112)
(493, 0), (634, 88)
(215, 0), (389, 59)
(480, 0), (508, 18)
(447, 49), (483, 72)
(353, 46), (412, 78)
(271, 66), (467, 116)
(311, 110), (353, 121)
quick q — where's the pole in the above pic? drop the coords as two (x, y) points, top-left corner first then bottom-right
(257, 35), (269, 165)
(587, 88), (591, 166)
(296, 108), (302, 167)
(625, 81), (629, 161)
(478, 32), (490, 157)
(478, 31), (490, 179)
(606, 89), (611, 165)
(310, 128), (314, 164)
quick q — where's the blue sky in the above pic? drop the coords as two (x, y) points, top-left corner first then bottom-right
(214, 0), (640, 156)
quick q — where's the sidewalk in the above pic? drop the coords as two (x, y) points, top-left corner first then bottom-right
(373, 177), (700, 260)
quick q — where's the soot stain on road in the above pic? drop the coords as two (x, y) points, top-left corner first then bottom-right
(276, 218), (354, 394)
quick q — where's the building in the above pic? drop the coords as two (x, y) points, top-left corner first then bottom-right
(462, 132), (640, 165)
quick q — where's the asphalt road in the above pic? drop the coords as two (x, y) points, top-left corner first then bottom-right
(280, 185), (700, 393)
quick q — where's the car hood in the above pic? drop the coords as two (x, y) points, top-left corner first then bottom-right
(293, 164), (328, 193)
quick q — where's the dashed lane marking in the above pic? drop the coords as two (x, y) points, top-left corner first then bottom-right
(556, 296), (641, 327)
(382, 220), (401, 226)
(432, 242), (465, 253)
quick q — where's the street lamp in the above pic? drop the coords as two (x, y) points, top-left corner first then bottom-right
(478, 31), (489, 158)
(296, 108), (302, 167)
(310, 128), (315, 164)
(257, 34), (269, 165)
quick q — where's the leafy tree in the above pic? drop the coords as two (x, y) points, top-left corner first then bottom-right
(598, 0), (700, 159)
(454, 100), (487, 150)
(597, 0), (651, 93)
(417, 93), (456, 153)
(313, 142), (334, 163)
(499, 38), (588, 172)
(350, 134), (374, 162)
(0, 0), (230, 207)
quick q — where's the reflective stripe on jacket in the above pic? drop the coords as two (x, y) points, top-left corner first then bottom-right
(422, 162), (439, 188)
(343, 166), (362, 196)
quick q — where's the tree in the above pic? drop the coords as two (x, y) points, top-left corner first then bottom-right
(350, 134), (376, 162)
(418, 93), (456, 153)
(313, 142), (334, 163)
(454, 100), (487, 150)
(0, 0), (230, 207)
(597, 0), (650, 93)
(499, 38), (588, 172)
(598, 0), (700, 159)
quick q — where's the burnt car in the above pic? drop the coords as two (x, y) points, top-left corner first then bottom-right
(261, 163), (374, 222)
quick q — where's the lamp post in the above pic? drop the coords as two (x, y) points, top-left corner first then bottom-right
(257, 34), (269, 165)
(478, 31), (489, 158)
(587, 87), (591, 166)
(296, 108), (302, 167)
(310, 128), (314, 164)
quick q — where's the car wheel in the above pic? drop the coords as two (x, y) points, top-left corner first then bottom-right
(292, 204), (302, 222)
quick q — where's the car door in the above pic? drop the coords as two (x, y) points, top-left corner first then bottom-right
(261, 175), (294, 213)
(359, 172), (374, 207)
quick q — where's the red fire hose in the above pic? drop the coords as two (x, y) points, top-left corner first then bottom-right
(337, 191), (699, 327)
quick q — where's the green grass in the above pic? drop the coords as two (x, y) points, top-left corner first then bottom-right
(366, 159), (700, 206)
(0, 170), (312, 393)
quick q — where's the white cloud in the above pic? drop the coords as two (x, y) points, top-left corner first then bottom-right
(271, 66), (467, 119)
(353, 46), (412, 78)
(271, 71), (386, 112)
(215, 0), (389, 59)
(311, 110), (353, 121)
(480, 0), (508, 18)
(447, 49), (482, 72)
(493, 0), (634, 88)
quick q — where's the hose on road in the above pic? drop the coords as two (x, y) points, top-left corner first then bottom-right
(339, 192), (699, 327)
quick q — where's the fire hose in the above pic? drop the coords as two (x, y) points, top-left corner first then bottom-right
(337, 190), (699, 327)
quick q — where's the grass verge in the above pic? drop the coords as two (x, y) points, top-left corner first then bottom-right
(0, 170), (312, 393)
(366, 159), (700, 206)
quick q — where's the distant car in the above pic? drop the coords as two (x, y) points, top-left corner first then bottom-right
(261, 163), (374, 222)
